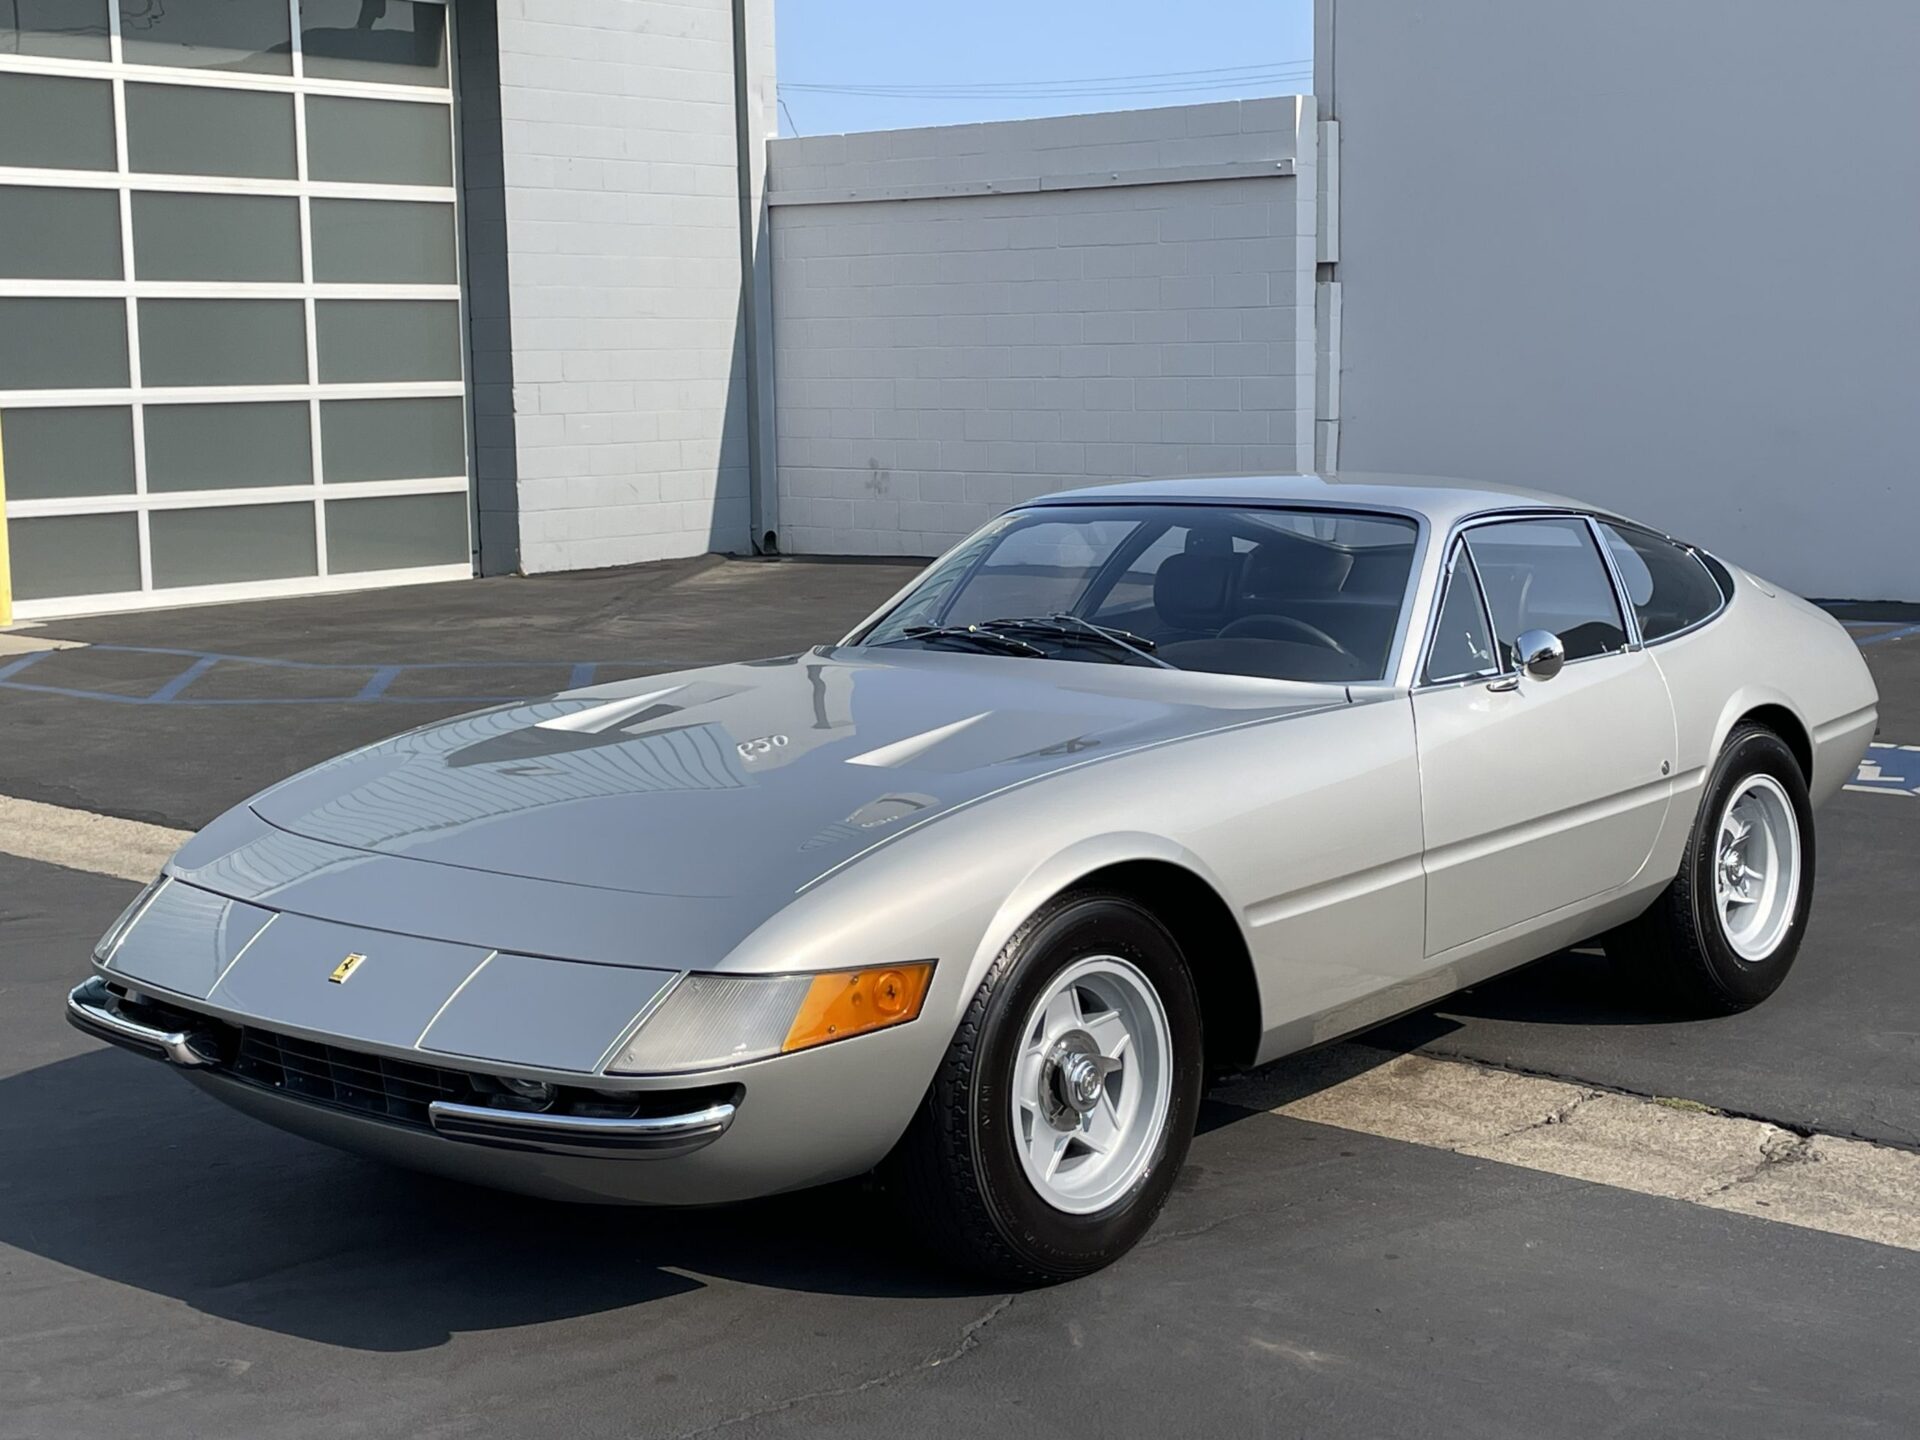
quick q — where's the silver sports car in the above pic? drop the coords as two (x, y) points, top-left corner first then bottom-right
(69, 474), (1878, 1280)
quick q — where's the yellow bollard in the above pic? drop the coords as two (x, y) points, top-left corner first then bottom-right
(0, 410), (11, 628)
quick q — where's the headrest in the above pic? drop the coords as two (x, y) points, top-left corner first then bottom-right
(1476, 564), (1533, 641)
(1242, 535), (1354, 600)
(1154, 550), (1235, 631)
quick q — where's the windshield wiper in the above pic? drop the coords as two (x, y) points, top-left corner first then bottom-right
(978, 615), (1172, 668)
(887, 624), (1047, 657)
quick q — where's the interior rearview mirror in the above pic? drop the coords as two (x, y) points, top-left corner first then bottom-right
(1515, 629), (1565, 682)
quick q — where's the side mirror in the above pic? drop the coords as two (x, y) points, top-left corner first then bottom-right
(1515, 629), (1565, 682)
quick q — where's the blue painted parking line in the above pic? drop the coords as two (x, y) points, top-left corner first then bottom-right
(0, 651), (49, 683)
(0, 644), (705, 707)
(354, 665), (403, 701)
(1848, 743), (1920, 799)
(145, 654), (219, 704)
(1843, 621), (1920, 647)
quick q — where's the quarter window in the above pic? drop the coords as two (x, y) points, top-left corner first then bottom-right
(1463, 518), (1629, 664)
(1425, 546), (1501, 683)
(1598, 523), (1726, 641)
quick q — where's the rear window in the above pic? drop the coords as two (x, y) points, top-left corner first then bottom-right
(1600, 522), (1728, 640)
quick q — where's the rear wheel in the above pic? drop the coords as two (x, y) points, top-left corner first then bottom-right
(1606, 723), (1815, 1013)
(889, 890), (1204, 1284)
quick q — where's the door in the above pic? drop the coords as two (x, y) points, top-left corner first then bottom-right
(1413, 517), (1674, 956)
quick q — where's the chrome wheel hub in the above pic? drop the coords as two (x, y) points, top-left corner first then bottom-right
(1040, 1029), (1121, 1128)
(1012, 956), (1173, 1215)
(1713, 774), (1801, 962)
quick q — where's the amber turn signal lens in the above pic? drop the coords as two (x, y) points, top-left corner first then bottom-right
(782, 963), (935, 1054)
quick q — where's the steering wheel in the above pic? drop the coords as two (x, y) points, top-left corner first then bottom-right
(1216, 614), (1353, 655)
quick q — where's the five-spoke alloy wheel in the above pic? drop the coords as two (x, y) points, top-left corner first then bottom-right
(1713, 773), (1803, 962)
(890, 891), (1204, 1283)
(1011, 955), (1173, 1215)
(1607, 722), (1816, 1013)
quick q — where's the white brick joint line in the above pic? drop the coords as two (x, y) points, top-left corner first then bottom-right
(769, 159), (1297, 208)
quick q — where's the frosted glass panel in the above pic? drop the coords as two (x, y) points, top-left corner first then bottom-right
(1, 0), (469, 609)
(0, 186), (122, 281)
(9, 513), (141, 601)
(132, 193), (302, 283)
(316, 301), (461, 383)
(150, 503), (317, 588)
(139, 300), (307, 387)
(0, 407), (135, 501)
(0, 73), (115, 171)
(306, 96), (453, 186)
(127, 84), (297, 179)
(0, 299), (129, 390)
(118, 0), (292, 74)
(302, 0), (447, 86)
(2, 1), (111, 62)
(326, 492), (469, 573)
(311, 200), (457, 284)
(145, 403), (311, 492)
(322, 397), (465, 483)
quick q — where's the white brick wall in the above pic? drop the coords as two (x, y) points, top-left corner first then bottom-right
(766, 99), (1317, 557)
(495, 0), (766, 573)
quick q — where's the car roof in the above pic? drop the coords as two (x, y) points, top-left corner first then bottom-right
(1019, 472), (1623, 531)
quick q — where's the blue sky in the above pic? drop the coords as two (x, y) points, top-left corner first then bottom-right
(774, 0), (1315, 137)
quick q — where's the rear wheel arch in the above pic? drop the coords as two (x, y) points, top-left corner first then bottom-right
(1733, 703), (1812, 784)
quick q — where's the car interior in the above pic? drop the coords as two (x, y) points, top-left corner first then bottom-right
(1089, 511), (1418, 683)
(863, 505), (1420, 683)
(1461, 521), (1630, 664)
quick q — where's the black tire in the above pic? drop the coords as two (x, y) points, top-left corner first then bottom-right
(1605, 723), (1815, 1014)
(887, 889), (1205, 1285)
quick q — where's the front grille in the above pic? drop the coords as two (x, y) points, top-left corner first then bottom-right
(230, 1027), (479, 1127)
(100, 983), (746, 1137)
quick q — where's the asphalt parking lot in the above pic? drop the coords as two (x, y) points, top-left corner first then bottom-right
(2, 560), (1917, 1439)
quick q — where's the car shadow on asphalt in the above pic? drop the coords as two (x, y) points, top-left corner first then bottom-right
(1193, 947), (1684, 1134)
(6, 948), (1676, 1352)
(1398, 947), (1688, 1031)
(0, 1048), (1006, 1352)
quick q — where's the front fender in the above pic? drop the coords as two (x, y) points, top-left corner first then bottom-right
(963, 830), (1241, 1004)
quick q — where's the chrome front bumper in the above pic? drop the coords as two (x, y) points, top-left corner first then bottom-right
(67, 977), (737, 1163)
(67, 975), (222, 1069)
(424, 1098), (735, 1159)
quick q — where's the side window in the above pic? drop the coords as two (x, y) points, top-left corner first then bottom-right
(1598, 522), (1726, 641)
(1463, 517), (1629, 664)
(1425, 545), (1501, 683)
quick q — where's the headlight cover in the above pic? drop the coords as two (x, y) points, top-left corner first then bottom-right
(92, 875), (166, 963)
(607, 964), (935, 1075)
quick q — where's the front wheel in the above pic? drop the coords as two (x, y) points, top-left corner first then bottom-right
(888, 891), (1204, 1284)
(1606, 723), (1815, 1014)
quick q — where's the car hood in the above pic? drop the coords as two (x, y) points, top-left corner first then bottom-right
(246, 647), (1344, 900)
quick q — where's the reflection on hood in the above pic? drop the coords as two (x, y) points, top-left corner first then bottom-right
(246, 648), (1335, 898)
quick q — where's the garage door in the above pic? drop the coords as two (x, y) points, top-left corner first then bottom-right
(0, 0), (470, 619)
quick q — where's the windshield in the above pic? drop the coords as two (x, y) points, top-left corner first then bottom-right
(856, 504), (1419, 683)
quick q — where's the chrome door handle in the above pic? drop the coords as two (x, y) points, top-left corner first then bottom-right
(1486, 675), (1521, 693)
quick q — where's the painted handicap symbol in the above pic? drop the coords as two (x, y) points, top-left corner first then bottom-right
(1846, 744), (1920, 799)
